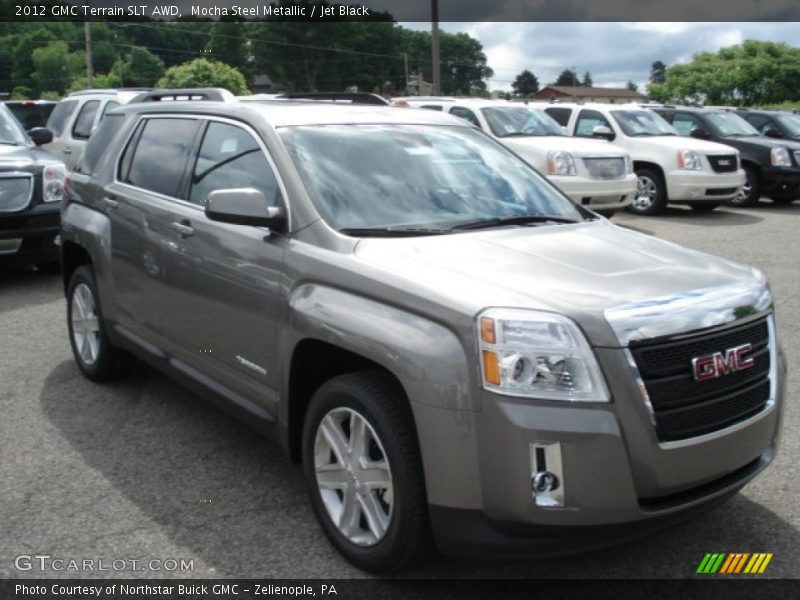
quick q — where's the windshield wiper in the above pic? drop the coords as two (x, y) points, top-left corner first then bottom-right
(338, 227), (450, 237)
(450, 215), (579, 231)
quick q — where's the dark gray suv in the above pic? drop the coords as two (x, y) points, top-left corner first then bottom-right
(60, 91), (786, 572)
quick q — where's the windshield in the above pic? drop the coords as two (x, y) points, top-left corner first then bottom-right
(278, 124), (582, 233)
(705, 112), (760, 137)
(774, 114), (800, 138)
(0, 105), (30, 145)
(481, 106), (564, 137)
(611, 110), (677, 136)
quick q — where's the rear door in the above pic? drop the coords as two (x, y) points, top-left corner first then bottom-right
(162, 118), (287, 414)
(105, 115), (202, 342)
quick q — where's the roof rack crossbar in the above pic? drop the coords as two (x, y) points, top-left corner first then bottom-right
(130, 88), (236, 104)
(278, 92), (390, 106)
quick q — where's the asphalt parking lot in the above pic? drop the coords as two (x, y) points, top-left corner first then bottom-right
(1, 202), (798, 580)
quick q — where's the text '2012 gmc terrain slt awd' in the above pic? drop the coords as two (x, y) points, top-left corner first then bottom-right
(60, 92), (786, 573)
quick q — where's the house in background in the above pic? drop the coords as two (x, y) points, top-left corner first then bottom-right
(533, 85), (648, 104)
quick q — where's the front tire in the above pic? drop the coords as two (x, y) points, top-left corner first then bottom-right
(302, 371), (429, 573)
(729, 166), (760, 207)
(629, 168), (667, 215)
(67, 265), (134, 382)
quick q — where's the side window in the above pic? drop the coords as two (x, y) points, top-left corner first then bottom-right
(47, 100), (79, 136)
(575, 110), (612, 137)
(672, 113), (702, 136)
(189, 121), (279, 207)
(101, 101), (120, 119)
(72, 100), (100, 140)
(449, 106), (480, 127)
(545, 107), (572, 127)
(75, 115), (124, 175)
(124, 118), (200, 198)
(746, 115), (773, 135)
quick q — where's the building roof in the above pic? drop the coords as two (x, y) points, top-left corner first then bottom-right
(537, 86), (647, 99)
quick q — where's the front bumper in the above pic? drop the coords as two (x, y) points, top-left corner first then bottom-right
(551, 174), (637, 210)
(761, 166), (800, 198)
(413, 345), (784, 557)
(0, 202), (60, 263)
(666, 169), (745, 202)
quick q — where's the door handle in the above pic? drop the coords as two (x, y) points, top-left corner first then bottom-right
(103, 197), (118, 210)
(62, 147), (72, 155)
(171, 221), (195, 237)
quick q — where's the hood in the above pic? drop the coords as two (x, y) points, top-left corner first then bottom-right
(353, 220), (766, 347)
(501, 135), (628, 158)
(638, 135), (737, 155)
(717, 134), (800, 152)
(0, 143), (60, 169)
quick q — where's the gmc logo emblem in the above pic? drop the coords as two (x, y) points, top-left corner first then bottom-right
(718, 159), (731, 166)
(692, 343), (754, 382)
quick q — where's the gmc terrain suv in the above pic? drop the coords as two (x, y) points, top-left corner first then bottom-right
(397, 97), (636, 218)
(0, 103), (66, 270)
(545, 103), (745, 215)
(653, 106), (800, 206)
(61, 91), (785, 572)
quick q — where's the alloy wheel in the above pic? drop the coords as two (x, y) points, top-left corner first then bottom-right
(634, 175), (658, 210)
(70, 283), (101, 365)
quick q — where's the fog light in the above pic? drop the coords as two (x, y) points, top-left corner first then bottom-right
(530, 442), (565, 507)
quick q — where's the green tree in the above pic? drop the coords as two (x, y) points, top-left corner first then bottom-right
(626, 81), (639, 92)
(206, 19), (249, 76)
(648, 41), (800, 106)
(511, 69), (539, 97)
(31, 41), (84, 96)
(650, 60), (666, 84)
(581, 71), (593, 87)
(113, 47), (165, 87)
(68, 72), (122, 94)
(157, 58), (250, 94)
(554, 69), (578, 86)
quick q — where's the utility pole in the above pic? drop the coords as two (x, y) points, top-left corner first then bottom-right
(431, 0), (440, 95)
(403, 52), (409, 95)
(84, 22), (94, 88)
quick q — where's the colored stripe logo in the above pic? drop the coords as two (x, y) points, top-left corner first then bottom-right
(696, 553), (773, 574)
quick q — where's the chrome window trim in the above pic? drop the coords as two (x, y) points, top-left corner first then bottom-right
(113, 113), (292, 231)
(0, 171), (35, 213)
(624, 314), (777, 450)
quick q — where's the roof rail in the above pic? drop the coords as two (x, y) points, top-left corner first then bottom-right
(278, 92), (390, 105)
(69, 88), (151, 97)
(130, 88), (237, 103)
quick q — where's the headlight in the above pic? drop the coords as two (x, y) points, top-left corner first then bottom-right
(624, 154), (633, 175)
(42, 164), (66, 203)
(677, 149), (703, 170)
(477, 308), (610, 402)
(546, 151), (577, 176)
(770, 147), (791, 167)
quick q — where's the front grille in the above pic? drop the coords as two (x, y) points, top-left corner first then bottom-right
(630, 318), (771, 442)
(583, 157), (626, 180)
(0, 175), (34, 212)
(707, 154), (738, 173)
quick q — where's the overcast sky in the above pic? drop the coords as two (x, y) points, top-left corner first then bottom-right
(404, 22), (800, 92)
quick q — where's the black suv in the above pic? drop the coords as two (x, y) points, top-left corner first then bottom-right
(653, 106), (800, 206)
(737, 108), (800, 143)
(0, 103), (66, 270)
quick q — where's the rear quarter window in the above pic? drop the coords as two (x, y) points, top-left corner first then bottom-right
(75, 115), (124, 175)
(47, 100), (79, 136)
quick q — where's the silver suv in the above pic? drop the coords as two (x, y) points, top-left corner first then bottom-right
(60, 91), (786, 572)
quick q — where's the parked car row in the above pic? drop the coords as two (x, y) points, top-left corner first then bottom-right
(56, 88), (785, 572)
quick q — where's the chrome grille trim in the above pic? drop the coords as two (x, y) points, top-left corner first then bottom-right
(0, 172), (34, 213)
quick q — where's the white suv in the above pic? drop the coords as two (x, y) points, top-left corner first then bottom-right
(545, 103), (745, 215)
(44, 89), (145, 170)
(396, 97), (636, 217)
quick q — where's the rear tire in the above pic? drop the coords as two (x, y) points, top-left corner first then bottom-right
(729, 166), (760, 207)
(629, 168), (667, 215)
(67, 265), (134, 382)
(302, 371), (429, 573)
(688, 202), (719, 212)
(770, 197), (797, 205)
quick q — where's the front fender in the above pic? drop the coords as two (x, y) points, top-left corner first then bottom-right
(60, 202), (113, 310)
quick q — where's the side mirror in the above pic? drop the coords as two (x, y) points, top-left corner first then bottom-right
(763, 127), (782, 139)
(592, 125), (615, 141)
(27, 127), (53, 146)
(205, 188), (286, 230)
(690, 128), (711, 140)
